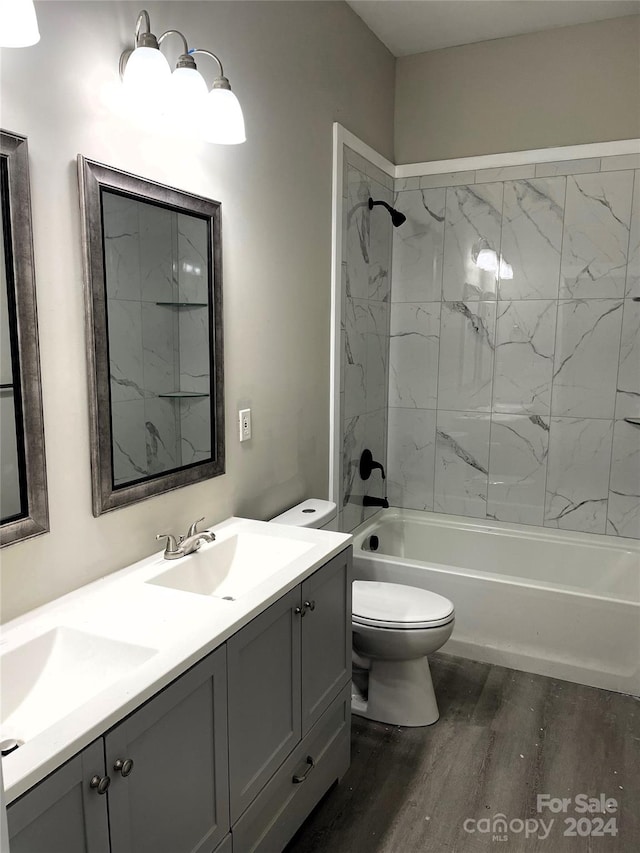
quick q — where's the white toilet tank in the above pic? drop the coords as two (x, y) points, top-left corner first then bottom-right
(270, 499), (337, 531)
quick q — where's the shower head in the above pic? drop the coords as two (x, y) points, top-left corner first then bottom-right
(368, 197), (406, 228)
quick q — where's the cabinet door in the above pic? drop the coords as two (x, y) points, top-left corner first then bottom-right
(7, 739), (110, 853)
(301, 548), (352, 734)
(227, 587), (302, 822)
(106, 645), (229, 853)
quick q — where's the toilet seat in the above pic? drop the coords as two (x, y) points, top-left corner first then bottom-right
(352, 581), (454, 630)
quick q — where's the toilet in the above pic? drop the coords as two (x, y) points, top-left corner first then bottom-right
(270, 500), (455, 728)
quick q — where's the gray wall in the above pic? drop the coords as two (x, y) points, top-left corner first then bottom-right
(0, 1), (395, 622)
(395, 16), (640, 164)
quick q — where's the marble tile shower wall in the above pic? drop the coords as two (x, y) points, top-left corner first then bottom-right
(340, 149), (394, 531)
(103, 195), (210, 486)
(388, 154), (640, 539)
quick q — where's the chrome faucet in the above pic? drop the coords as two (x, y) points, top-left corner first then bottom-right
(156, 517), (216, 560)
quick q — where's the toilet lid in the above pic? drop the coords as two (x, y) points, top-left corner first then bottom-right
(352, 581), (454, 629)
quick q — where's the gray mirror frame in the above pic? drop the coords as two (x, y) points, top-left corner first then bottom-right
(0, 131), (49, 546)
(77, 157), (225, 516)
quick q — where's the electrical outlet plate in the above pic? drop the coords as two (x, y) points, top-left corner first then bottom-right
(239, 408), (251, 442)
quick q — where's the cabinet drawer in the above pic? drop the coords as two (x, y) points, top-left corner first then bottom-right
(232, 684), (351, 853)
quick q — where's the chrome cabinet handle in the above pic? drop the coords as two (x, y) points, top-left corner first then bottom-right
(90, 774), (111, 794)
(114, 758), (134, 777)
(292, 756), (315, 784)
(304, 599), (315, 612)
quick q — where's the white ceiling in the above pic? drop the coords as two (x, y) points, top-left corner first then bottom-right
(346, 0), (640, 57)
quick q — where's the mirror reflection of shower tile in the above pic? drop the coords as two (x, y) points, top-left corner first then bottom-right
(179, 398), (212, 466)
(434, 411), (490, 518)
(141, 303), (178, 395)
(112, 399), (147, 485)
(493, 300), (556, 416)
(178, 307), (210, 394)
(177, 213), (208, 303)
(559, 171), (633, 299)
(551, 299), (623, 419)
(442, 183), (503, 301)
(437, 301), (496, 412)
(392, 188), (445, 302)
(107, 299), (144, 403)
(102, 192), (140, 301)
(498, 178), (565, 300)
(139, 202), (174, 302)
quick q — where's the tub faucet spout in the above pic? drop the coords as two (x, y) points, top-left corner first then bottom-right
(363, 495), (389, 509)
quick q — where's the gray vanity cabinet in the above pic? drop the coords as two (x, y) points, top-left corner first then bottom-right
(227, 549), (352, 828)
(105, 645), (229, 853)
(7, 739), (110, 853)
(300, 552), (351, 735)
(227, 587), (302, 822)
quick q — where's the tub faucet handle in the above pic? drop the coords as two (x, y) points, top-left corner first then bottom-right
(359, 449), (386, 481)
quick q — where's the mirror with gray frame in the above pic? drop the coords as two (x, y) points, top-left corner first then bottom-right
(0, 131), (49, 546)
(78, 157), (224, 516)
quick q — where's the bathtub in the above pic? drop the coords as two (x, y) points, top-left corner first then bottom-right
(351, 509), (640, 696)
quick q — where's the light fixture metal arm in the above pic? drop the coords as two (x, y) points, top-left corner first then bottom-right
(158, 29), (190, 56)
(134, 10), (151, 42)
(189, 48), (225, 82)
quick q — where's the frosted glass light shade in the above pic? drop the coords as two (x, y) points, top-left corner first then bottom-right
(122, 46), (171, 105)
(170, 67), (208, 114)
(0, 0), (40, 47)
(202, 88), (246, 145)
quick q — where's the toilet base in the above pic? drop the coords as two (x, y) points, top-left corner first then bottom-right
(351, 656), (439, 727)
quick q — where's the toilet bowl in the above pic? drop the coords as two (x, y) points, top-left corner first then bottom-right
(352, 581), (454, 727)
(270, 500), (455, 728)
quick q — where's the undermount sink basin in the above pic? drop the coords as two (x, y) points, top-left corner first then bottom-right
(147, 531), (315, 599)
(0, 627), (157, 744)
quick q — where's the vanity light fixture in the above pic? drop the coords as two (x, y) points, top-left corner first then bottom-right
(0, 0), (40, 47)
(119, 9), (246, 144)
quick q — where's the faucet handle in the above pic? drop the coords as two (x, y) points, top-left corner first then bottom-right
(156, 533), (181, 557)
(186, 517), (206, 538)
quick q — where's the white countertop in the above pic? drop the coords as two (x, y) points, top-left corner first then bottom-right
(0, 517), (352, 804)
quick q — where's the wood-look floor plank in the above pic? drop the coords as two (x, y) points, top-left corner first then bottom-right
(286, 653), (639, 853)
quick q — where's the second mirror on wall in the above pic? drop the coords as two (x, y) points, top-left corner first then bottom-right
(0, 130), (48, 547)
(78, 158), (225, 516)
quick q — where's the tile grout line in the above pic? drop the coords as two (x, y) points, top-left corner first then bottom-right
(485, 182), (505, 520)
(432, 185), (448, 514)
(542, 174), (569, 529)
(605, 167), (637, 536)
